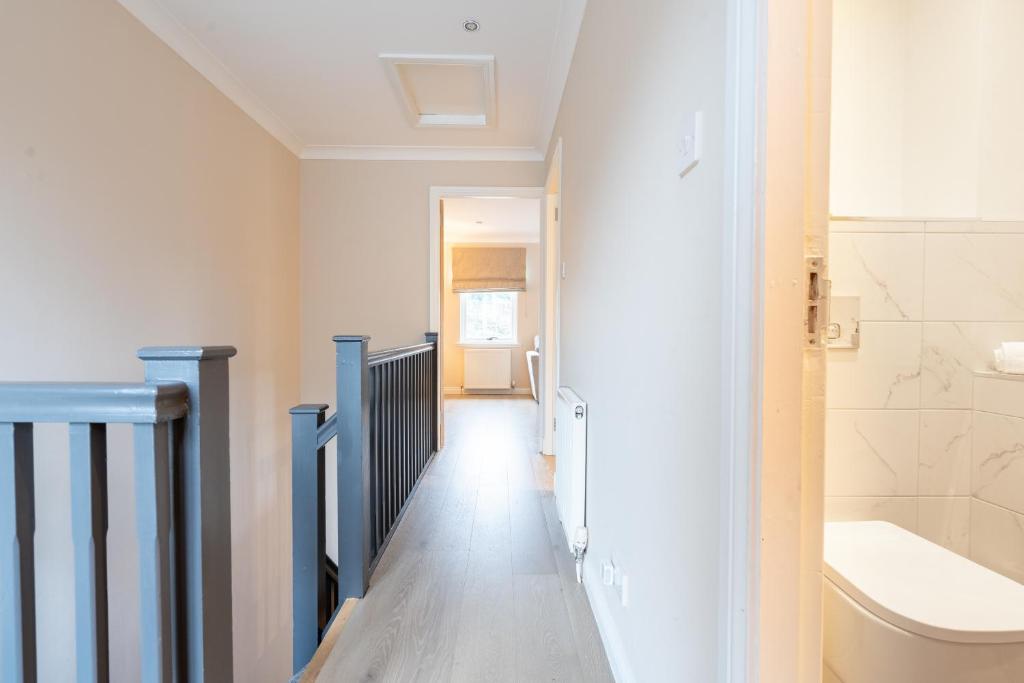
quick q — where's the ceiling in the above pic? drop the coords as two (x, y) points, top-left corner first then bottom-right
(444, 198), (541, 243)
(117, 0), (587, 160)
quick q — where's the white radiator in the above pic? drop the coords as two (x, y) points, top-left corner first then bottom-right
(554, 387), (587, 551)
(463, 348), (512, 391)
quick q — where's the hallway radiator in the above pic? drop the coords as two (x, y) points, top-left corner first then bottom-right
(554, 386), (588, 551)
(463, 348), (512, 391)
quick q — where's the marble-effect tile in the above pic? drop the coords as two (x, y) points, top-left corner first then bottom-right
(829, 233), (923, 321)
(827, 322), (922, 409)
(826, 410), (919, 496)
(918, 410), (972, 496)
(972, 411), (1024, 515)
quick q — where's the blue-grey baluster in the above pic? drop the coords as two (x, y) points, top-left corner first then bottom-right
(425, 333), (438, 453)
(69, 423), (109, 683)
(0, 422), (36, 683)
(137, 346), (236, 682)
(333, 336), (371, 599)
(290, 404), (327, 673)
(134, 421), (174, 682)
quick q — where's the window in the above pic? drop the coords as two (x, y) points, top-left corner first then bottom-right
(460, 292), (518, 344)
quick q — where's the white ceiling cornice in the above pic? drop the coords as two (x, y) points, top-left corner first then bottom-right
(301, 146), (544, 162)
(118, 0), (586, 162)
(117, 0), (305, 155)
(534, 0), (588, 152)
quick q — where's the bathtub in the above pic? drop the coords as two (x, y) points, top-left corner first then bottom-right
(823, 521), (1024, 683)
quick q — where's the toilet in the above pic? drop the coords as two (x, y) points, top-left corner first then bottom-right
(823, 521), (1024, 683)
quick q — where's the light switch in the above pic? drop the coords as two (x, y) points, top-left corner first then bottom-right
(677, 111), (703, 177)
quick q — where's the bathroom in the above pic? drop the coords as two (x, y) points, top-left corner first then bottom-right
(822, 0), (1024, 680)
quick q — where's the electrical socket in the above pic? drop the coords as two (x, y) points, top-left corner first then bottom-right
(615, 573), (630, 607)
(601, 560), (615, 586)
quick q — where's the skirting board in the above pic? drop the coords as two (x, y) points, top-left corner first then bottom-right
(583, 560), (637, 683)
(444, 387), (533, 396)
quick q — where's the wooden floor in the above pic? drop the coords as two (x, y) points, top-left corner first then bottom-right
(316, 397), (614, 682)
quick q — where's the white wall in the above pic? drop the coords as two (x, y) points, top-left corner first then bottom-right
(827, 0), (1024, 574)
(0, 1), (300, 681)
(827, 216), (1024, 559)
(545, 0), (727, 679)
(831, 0), (1024, 220)
(442, 243), (541, 393)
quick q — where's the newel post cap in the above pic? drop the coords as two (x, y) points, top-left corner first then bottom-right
(137, 346), (238, 361)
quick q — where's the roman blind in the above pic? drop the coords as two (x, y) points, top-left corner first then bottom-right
(451, 247), (526, 292)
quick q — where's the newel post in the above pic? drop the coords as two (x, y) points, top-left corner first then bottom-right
(137, 346), (237, 683)
(333, 336), (371, 599)
(290, 403), (328, 673)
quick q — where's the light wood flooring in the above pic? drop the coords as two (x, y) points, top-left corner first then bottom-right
(315, 397), (614, 682)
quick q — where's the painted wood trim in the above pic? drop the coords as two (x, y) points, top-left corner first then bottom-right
(115, 0), (303, 155)
(301, 145), (544, 161)
(0, 382), (188, 424)
(69, 423), (110, 683)
(0, 423), (36, 683)
(298, 598), (359, 683)
(719, 0), (766, 680)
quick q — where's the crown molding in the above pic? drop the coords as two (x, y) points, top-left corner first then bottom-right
(116, 0), (304, 156)
(300, 146), (545, 162)
(534, 0), (588, 154)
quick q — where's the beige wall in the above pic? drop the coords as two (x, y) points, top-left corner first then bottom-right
(299, 160), (542, 561)
(442, 243), (540, 393)
(1, 1), (300, 681)
(299, 160), (544, 405)
(545, 0), (727, 679)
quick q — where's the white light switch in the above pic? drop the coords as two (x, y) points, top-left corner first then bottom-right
(677, 111), (703, 177)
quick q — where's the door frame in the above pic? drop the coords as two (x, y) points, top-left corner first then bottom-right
(427, 185), (547, 445)
(720, 0), (766, 680)
(541, 140), (563, 456)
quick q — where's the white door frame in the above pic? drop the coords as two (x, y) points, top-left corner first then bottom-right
(541, 140), (562, 456)
(427, 185), (547, 442)
(720, 0), (766, 680)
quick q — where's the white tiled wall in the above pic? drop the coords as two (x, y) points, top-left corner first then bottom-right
(970, 374), (1024, 583)
(826, 218), (1024, 566)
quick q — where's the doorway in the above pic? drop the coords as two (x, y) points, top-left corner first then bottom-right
(428, 185), (548, 447)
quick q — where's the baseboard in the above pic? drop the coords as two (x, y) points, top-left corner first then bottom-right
(583, 561), (636, 683)
(295, 597), (359, 682)
(443, 386), (533, 396)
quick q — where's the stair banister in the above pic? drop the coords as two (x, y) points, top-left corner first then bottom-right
(0, 346), (236, 683)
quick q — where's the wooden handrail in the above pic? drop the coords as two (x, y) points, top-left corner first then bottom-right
(0, 382), (188, 424)
(0, 346), (236, 683)
(366, 342), (435, 367)
(290, 332), (439, 675)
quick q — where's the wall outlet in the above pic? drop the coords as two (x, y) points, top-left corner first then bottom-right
(601, 560), (615, 586)
(615, 573), (630, 607)
(677, 111), (703, 177)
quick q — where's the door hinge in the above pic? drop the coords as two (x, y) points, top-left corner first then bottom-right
(554, 206), (559, 222)
(805, 256), (830, 348)
(553, 416), (557, 431)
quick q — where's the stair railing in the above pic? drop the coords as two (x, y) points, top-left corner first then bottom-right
(291, 333), (438, 673)
(0, 346), (236, 683)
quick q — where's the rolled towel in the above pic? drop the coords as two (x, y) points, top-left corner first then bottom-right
(994, 342), (1024, 374)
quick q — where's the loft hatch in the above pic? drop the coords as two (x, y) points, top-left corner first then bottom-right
(380, 54), (496, 128)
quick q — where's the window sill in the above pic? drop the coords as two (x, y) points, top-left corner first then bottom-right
(457, 341), (521, 349)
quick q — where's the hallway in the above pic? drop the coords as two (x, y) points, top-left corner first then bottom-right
(315, 397), (614, 682)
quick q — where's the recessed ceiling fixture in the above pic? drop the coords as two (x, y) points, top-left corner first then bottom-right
(463, 18), (480, 32)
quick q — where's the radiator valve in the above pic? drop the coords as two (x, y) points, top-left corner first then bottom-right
(572, 526), (589, 583)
